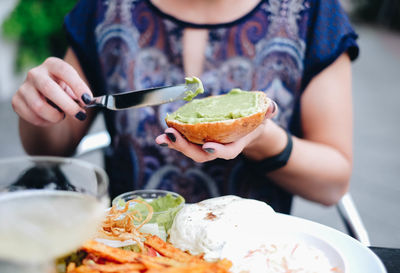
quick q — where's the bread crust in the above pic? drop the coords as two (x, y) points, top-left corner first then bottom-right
(165, 91), (270, 144)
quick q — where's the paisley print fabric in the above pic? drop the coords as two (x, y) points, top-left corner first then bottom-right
(64, 0), (358, 213)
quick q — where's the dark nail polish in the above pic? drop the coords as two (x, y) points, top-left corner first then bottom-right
(81, 93), (92, 105)
(75, 111), (87, 121)
(166, 133), (176, 142)
(203, 148), (215, 154)
(159, 143), (168, 147)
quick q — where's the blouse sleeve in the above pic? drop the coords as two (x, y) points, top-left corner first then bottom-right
(302, 0), (359, 89)
(64, 0), (105, 95)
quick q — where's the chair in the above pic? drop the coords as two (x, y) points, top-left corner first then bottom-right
(75, 130), (371, 246)
(336, 193), (370, 245)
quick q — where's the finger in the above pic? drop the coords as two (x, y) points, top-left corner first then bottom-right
(162, 128), (216, 163)
(202, 124), (266, 160)
(32, 72), (87, 121)
(45, 98), (63, 114)
(44, 57), (93, 104)
(59, 80), (78, 101)
(155, 134), (171, 147)
(202, 141), (242, 160)
(19, 83), (64, 123)
(59, 80), (95, 107)
(12, 92), (52, 127)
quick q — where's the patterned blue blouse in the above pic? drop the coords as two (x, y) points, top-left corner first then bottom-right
(64, 0), (358, 213)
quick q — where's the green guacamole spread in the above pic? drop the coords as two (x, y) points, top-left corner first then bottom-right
(167, 89), (261, 124)
(183, 76), (204, 101)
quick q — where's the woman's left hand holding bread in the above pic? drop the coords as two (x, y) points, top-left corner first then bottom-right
(155, 100), (279, 163)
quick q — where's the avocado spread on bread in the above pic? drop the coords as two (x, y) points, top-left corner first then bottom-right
(167, 89), (262, 124)
(183, 76), (204, 101)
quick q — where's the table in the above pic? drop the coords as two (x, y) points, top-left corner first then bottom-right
(370, 247), (400, 273)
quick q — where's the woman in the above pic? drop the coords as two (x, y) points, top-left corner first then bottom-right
(11, 0), (358, 213)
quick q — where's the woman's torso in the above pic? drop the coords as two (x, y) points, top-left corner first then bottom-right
(93, 0), (307, 212)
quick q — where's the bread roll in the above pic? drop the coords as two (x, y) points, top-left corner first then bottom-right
(165, 90), (270, 144)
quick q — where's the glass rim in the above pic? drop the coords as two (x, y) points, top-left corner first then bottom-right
(112, 189), (185, 213)
(0, 155), (109, 198)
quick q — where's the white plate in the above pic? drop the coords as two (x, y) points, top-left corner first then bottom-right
(221, 229), (346, 273)
(274, 213), (386, 273)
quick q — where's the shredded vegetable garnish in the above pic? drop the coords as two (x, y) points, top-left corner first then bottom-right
(98, 199), (154, 252)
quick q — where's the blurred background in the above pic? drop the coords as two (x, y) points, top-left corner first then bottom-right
(0, 0), (399, 248)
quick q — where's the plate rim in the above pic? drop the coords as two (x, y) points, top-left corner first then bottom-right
(275, 213), (387, 273)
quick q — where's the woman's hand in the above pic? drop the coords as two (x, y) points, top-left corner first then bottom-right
(155, 100), (278, 163)
(12, 57), (93, 127)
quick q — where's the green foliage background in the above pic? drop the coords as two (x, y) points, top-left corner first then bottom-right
(2, 0), (77, 71)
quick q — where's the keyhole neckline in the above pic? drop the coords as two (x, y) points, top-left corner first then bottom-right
(146, 0), (264, 29)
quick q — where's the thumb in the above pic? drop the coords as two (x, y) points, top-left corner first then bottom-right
(265, 99), (278, 119)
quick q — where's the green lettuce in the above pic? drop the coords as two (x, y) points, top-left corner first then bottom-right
(119, 193), (184, 233)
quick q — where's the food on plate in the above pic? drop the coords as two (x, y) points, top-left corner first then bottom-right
(59, 193), (230, 273)
(115, 191), (184, 240)
(165, 88), (270, 144)
(169, 195), (275, 261)
(98, 198), (154, 252)
(169, 195), (343, 273)
(59, 193), (343, 273)
(65, 238), (232, 273)
(221, 236), (342, 273)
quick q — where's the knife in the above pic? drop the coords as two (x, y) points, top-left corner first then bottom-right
(86, 84), (188, 110)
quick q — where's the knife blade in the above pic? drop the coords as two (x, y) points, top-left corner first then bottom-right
(86, 84), (187, 110)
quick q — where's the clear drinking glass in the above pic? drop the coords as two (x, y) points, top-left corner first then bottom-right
(0, 156), (109, 273)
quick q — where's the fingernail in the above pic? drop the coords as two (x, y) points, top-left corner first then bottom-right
(166, 133), (176, 142)
(75, 111), (87, 121)
(159, 143), (168, 147)
(203, 148), (215, 154)
(81, 93), (92, 105)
